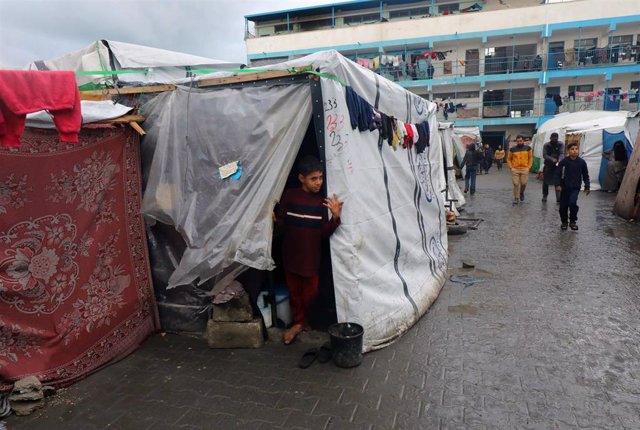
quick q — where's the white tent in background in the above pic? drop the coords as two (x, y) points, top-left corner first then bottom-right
(532, 111), (640, 190)
(25, 40), (242, 88)
(439, 123), (466, 211)
(451, 126), (482, 177)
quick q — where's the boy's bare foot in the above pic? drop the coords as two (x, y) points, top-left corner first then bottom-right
(283, 324), (303, 345)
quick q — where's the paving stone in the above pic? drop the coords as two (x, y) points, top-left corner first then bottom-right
(5, 172), (640, 430)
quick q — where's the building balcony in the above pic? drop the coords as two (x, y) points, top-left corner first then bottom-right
(351, 48), (640, 85)
(433, 93), (640, 123)
(246, 1), (640, 59)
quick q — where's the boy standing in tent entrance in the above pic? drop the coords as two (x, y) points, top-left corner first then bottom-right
(275, 156), (343, 345)
(554, 142), (590, 231)
(507, 135), (533, 205)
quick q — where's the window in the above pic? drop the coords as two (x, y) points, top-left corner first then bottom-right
(568, 84), (594, 93)
(573, 38), (597, 49)
(389, 7), (429, 19)
(274, 24), (289, 33)
(546, 86), (560, 96)
(484, 47), (495, 56)
(610, 35), (633, 46)
(433, 91), (480, 99)
(299, 18), (332, 31)
(343, 13), (379, 25)
(631, 81), (640, 103)
(439, 3), (459, 14)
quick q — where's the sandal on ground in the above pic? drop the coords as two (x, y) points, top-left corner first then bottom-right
(298, 348), (319, 369)
(317, 342), (333, 363)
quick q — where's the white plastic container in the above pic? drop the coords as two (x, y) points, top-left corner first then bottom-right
(258, 286), (292, 328)
(257, 291), (272, 328)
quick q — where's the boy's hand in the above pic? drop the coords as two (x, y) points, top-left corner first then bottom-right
(324, 194), (343, 219)
(584, 189), (590, 195)
(555, 186), (561, 193)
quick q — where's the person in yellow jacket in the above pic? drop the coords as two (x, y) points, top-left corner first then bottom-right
(494, 145), (506, 170)
(507, 135), (533, 204)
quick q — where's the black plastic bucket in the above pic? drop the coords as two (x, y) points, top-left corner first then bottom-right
(328, 322), (364, 368)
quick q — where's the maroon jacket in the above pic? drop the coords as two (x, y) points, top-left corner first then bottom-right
(276, 188), (340, 277)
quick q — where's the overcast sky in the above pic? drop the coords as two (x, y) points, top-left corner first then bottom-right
(0, 0), (337, 68)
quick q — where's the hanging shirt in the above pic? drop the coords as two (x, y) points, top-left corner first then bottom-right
(0, 70), (81, 148)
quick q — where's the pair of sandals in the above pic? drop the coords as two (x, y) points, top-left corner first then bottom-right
(298, 342), (332, 369)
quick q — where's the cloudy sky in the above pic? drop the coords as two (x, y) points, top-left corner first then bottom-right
(0, 0), (337, 68)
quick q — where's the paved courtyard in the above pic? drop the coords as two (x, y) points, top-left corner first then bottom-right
(5, 169), (640, 430)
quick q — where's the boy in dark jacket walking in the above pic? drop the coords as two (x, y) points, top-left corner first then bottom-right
(554, 142), (590, 231)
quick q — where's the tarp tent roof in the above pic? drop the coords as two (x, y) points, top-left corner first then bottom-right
(141, 50), (448, 351)
(535, 110), (636, 136)
(25, 40), (242, 87)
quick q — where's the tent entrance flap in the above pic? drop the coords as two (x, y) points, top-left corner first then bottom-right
(141, 82), (313, 288)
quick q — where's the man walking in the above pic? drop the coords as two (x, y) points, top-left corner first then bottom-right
(542, 132), (564, 203)
(482, 144), (494, 174)
(507, 135), (533, 205)
(460, 143), (482, 195)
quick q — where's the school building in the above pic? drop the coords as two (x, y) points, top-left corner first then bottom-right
(244, 0), (640, 147)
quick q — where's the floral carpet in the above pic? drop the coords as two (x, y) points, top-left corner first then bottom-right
(0, 127), (158, 389)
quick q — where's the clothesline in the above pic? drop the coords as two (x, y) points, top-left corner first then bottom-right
(344, 86), (431, 155)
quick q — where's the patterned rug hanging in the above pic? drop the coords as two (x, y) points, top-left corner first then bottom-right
(0, 126), (158, 389)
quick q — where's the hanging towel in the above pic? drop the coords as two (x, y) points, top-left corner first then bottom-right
(0, 70), (81, 147)
(344, 86), (373, 132)
(403, 122), (414, 149)
(415, 121), (430, 154)
(410, 124), (419, 144)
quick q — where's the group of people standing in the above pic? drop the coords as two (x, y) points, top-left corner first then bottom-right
(459, 132), (623, 231)
(459, 142), (505, 195)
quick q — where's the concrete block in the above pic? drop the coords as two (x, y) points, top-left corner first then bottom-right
(211, 293), (253, 322)
(206, 318), (264, 349)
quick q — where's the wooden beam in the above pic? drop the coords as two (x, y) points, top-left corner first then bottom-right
(129, 121), (146, 136)
(80, 84), (176, 100)
(95, 114), (145, 124)
(197, 66), (312, 88)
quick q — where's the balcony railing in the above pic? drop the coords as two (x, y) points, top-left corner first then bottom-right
(355, 47), (640, 82)
(548, 46), (640, 70)
(432, 93), (640, 122)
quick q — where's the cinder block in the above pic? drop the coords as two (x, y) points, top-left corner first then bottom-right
(206, 318), (264, 349)
(211, 293), (253, 322)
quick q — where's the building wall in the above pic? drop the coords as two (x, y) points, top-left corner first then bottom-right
(246, 0), (640, 57)
(245, 0), (640, 131)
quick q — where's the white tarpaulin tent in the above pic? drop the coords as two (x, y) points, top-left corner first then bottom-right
(25, 40), (241, 87)
(451, 126), (481, 177)
(141, 50), (448, 351)
(438, 123), (466, 211)
(532, 111), (640, 190)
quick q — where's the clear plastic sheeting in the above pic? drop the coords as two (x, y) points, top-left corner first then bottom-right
(25, 40), (241, 87)
(141, 84), (312, 288)
(26, 101), (133, 129)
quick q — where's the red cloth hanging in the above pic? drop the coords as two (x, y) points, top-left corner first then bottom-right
(0, 70), (81, 148)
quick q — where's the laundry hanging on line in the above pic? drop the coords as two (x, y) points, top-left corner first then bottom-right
(344, 85), (430, 154)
